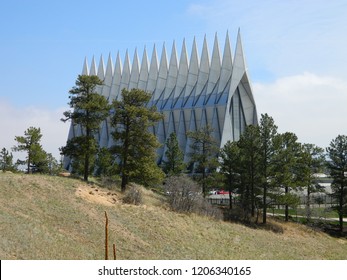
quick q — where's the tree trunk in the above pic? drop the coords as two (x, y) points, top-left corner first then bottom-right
(285, 204), (289, 221)
(263, 183), (267, 224)
(121, 175), (127, 193)
(202, 165), (206, 198)
(285, 186), (289, 222)
(250, 154), (255, 217)
(262, 155), (268, 224)
(306, 185), (311, 223)
(202, 143), (206, 198)
(339, 185), (344, 233)
(120, 121), (130, 193)
(84, 153), (89, 181)
(84, 126), (91, 181)
(251, 177), (255, 217)
(27, 153), (31, 174)
(228, 177), (233, 210)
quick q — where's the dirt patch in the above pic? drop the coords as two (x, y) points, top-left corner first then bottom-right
(58, 172), (71, 177)
(75, 184), (120, 207)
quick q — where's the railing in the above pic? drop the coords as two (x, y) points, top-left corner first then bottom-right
(207, 197), (239, 206)
(208, 194), (339, 208)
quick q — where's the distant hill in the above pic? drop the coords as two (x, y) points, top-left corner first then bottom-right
(0, 172), (346, 259)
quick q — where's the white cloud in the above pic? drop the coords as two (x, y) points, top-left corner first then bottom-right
(0, 100), (69, 161)
(254, 72), (347, 149)
(186, 0), (347, 80)
(185, 0), (347, 149)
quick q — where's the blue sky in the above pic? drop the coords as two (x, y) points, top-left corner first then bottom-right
(1, 0), (347, 160)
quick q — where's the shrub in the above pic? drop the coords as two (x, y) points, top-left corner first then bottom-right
(122, 184), (143, 205)
(100, 175), (120, 190)
(164, 175), (222, 219)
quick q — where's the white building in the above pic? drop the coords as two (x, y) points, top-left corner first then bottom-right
(64, 31), (258, 169)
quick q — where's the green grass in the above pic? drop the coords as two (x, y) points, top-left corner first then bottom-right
(0, 172), (346, 260)
(270, 207), (341, 219)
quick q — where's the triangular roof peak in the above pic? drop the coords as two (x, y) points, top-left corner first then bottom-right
(82, 57), (89, 75)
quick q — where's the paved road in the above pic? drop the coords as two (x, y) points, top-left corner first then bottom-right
(269, 213), (347, 222)
(208, 195), (346, 222)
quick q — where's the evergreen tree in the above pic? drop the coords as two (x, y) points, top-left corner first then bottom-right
(110, 88), (164, 192)
(187, 125), (219, 197)
(219, 140), (241, 209)
(162, 132), (185, 176)
(45, 153), (62, 175)
(28, 151), (61, 175)
(95, 147), (115, 177)
(238, 125), (262, 218)
(326, 135), (347, 233)
(31, 149), (49, 174)
(0, 147), (16, 172)
(272, 132), (302, 221)
(299, 143), (325, 222)
(258, 114), (278, 224)
(61, 75), (110, 181)
(13, 127), (46, 174)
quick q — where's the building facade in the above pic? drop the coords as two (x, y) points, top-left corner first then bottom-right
(64, 31), (258, 168)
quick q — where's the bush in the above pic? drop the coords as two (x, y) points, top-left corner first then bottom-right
(164, 175), (222, 219)
(122, 184), (143, 205)
(100, 175), (120, 190)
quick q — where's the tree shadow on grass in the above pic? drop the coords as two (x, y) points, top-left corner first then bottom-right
(222, 207), (284, 234)
(221, 205), (347, 238)
(308, 221), (347, 239)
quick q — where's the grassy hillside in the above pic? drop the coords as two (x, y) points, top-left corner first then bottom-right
(0, 172), (346, 260)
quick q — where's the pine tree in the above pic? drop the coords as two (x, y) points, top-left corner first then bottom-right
(187, 125), (219, 197)
(219, 140), (241, 209)
(326, 135), (347, 233)
(272, 132), (302, 221)
(162, 132), (185, 176)
(238, 125), (262, 218)
(45, 153), (62, 175)
(61, 75), (110, 181)
(299, 143), (325, 222)
(110, 88), (164, 192)
(0, 147), (16, 172)
(258, 114), (278, 224)
(95, 147), (115, 177)
(13, 127), (46, 174)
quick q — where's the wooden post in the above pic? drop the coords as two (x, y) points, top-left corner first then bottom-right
(113, 243), (116, 260)
(105, 211), (108, 260)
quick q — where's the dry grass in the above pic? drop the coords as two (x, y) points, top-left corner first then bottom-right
(0, 172), (346, 260)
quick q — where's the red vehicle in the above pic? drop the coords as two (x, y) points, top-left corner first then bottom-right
(217, 190), (230, 195)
